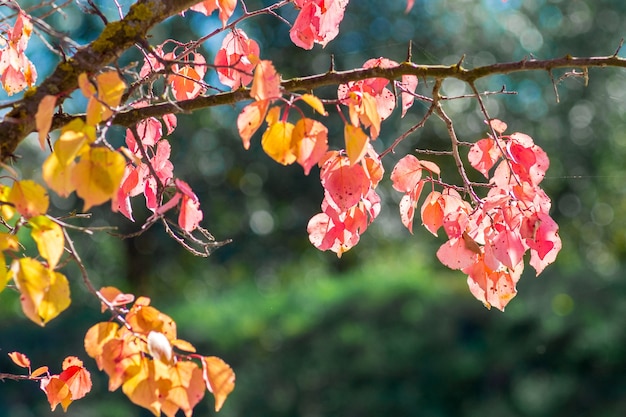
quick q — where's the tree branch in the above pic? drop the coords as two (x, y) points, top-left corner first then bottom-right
(108, 54), (626, 129)
(0, 0), (200, 161)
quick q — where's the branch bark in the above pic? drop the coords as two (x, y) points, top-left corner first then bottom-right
(0, 0), (200, 161)
(98, 55), (626, 130)
(3, 0), (626, 165)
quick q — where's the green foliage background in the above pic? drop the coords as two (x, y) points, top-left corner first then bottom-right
(1, 0), (626, 416)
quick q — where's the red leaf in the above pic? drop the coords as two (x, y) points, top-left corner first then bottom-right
(215, 29), (260, 89)
(468, 138), (501, 178)
(290, 0), (348, 49)
(320, 154), (370, 211)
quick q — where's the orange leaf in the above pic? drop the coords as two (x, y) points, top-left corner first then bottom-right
(8, 351), (30, 369)
(43, 377), (72, 411)
(29, 215), (64, 270)
(84, 322), (120, 369)
(10, 257), (70, 326)
(164, 361), (206, 416)
(59, 362), (92, 401)
(250, 60), (281, 101)
(171, 339), (197, 353)
(101, 337), (143, 391)
(30, 366), (49, 378)
(73, 147), (126, 211)
(36, 95), (57, 149)
(237, 99), (269, 149)
(344, 124), (369, 166)
(292, 118), (328, 175)
(7, 180), (49, 218)
(261, 121), (296, 165)
(201, 356), (235, 412)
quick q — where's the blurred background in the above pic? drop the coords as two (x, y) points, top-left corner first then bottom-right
(1, 0), (626, 416)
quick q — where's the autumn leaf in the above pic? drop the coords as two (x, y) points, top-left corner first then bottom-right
(84, 322), (120, 369)
(344, 124), (369, 166)
(189, 0), (237, 26)
(73, 147), (126, 211)
(290, 0), (348, 49)
(121, 357), (165, 416)
(237, 100), (269, 149)
(215, 29), (260, 89)
(391, 155), (424, 193)
(42, 377), (72, 411)
(54, 118), (95, 166)
(250, 60), (281, 101)
(36, 95), (57, 149)
(8, 351), (31, 369)
(262, 121), (296, 165)
(320, 154), (370, 211)
(300, 93), (327, 115)
(42, 153), (76, 198)
(163, 361), (206, 416)
(59, 358), (92, 401)
(29, 215), (65, 270)
(10, 257), (71, 326)
(201, 356), (235, 412)
(7, 180), (49, 218)
(292, 118), (328, 175)
(468, 138), (501, 178)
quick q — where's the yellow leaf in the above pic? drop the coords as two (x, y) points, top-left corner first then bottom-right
(0, 232), (19, 252)
(261, 121), (296, 165)
(54, 118), (93, 165)
(122, 358), (164, 416)
(8, 180), (49, 218)
(301, 93), (327, 115)
(201, 356), (235, 412)
(10, 257), (71, 326)
(36, 95), (57, 150)
(96, 71), (126, 121)
(359, 91), (381, 139)
(344, 124), (370, 166)
(42, 153), (77, 198)
(0, 184), (16, 220)
(29, 215), (64, 270)
(0, 254), (9, 294)
(73, 147), (126, 211)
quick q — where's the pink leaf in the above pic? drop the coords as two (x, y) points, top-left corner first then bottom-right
(436, 237), (478, 270)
